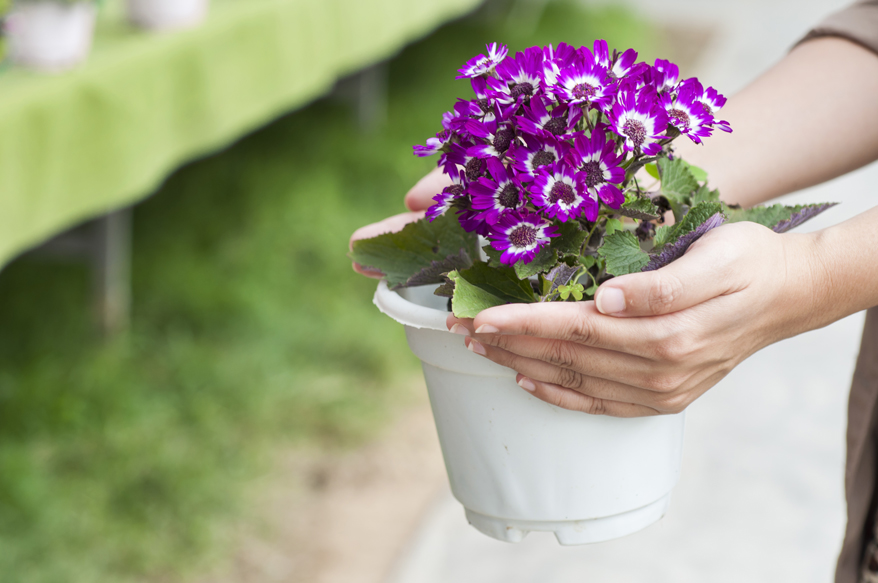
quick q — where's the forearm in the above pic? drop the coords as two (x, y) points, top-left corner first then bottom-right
(677, 37), (878, 207)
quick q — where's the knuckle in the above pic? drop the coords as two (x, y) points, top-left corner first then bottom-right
(647, 273), (684, 315)
(651, 335), (691, 363)
(555, 367), (584, 391)
(643, 373), (681, 393)
(546, 341), (579, 369)
(564, 313), (598, 345)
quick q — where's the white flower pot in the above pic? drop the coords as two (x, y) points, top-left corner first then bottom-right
(6, 1), (96, 72)
(374, 280), (686, 544)
(125, 0), (208, 31)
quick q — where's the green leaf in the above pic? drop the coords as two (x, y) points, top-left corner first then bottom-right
(513, 246), (558, 279)
(579, 255), (596, 269)
(350, 213), (479, 289)
(449, 262), (537, 317)
(448, 271), (507, 318)
(604, 218), (623, 237)
(653, 201), (725, 251)
(684, 161), (708, 182)
(690, 184), (720, 206)
(723, 204), (794, 228)
(645, 163), (660, 180)
(619, 196), (660, 220)
(482, 244), (504, 266)
(598, 230), (650, 276)
(654, 225), (674, 248)
(550, 221), (588, 256)
(658, 157), (699, 203)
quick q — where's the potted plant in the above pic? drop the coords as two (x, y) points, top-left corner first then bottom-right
(351, 42), (834, 544)
(5, 0), (97, 71)
(125, 0), (208, 31)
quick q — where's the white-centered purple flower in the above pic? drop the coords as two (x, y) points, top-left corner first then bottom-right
(413, 129), (452, 157)
(494, 47), (545, 104)
(426, 171), (466, 221)
(457, 42), (509, 79)
(489, 210), (558, 265)
(516, 95), (581, 140)
(465, 118), (516, 159)
(660, 88), (713, 144)
(609, 88), (669, 155)
(554, 58), (613, 109)
(470, 157), (525, 224)
(653, 59), (680, 92)
(512, 135), (567, 182)
(568, 129), (625, 209)
(531, 162), (593, 221)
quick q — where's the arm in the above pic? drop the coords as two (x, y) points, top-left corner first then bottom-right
(448, 37), (878, 417)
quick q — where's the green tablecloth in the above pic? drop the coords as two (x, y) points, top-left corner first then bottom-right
(0, 0), (482, 267)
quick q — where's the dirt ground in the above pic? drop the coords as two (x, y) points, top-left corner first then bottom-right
(196, 382), (447, 583)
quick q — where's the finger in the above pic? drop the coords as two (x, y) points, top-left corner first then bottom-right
(471, 301), (667, 358)
(464, 337), (673, 412)
(446, 314), (474, 337)
(594, 226), (740, 318)
(517, 376), (660, 418)
(471, 331), (664, 389)
(353, 263), (385, 278)
(405, 167), (451, 211)
(349, 211), (426, 251)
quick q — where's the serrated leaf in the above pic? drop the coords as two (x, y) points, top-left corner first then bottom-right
(448, 271), (507, 318)
(351, 213), (479, 289)
(541, 263), (580, 301)
(654, 225), (674, 248)
(513, 246), (558, 279)
(645, 163), (660, 180)
(644, 212), (725, 271)
(619, 197), (660, 220)
(550, 221), (588, 256)
(673, 201), (724, 242)
(724, 202), (837, 233)
(690, 184), (720, 205)
(658, 157), (699, 203)
(604, 218), (623, 237)
(598, 230), (650, 276)
(404, 249), (473, 287)
(483, 244), (503, 265)
(434, 275), (455, 298)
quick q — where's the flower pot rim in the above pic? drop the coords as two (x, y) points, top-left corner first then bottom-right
(374, 280), (447, 331)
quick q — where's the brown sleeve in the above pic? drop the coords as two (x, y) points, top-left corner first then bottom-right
(798, 0), (878, 55)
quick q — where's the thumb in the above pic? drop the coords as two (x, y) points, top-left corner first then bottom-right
(404, 167), (451, 211)
(594, 239), (735, 317)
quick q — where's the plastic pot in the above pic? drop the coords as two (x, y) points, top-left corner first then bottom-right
(125, 0), (207, 31)
(374, 280), (686, 544)
(6, 1), (96, 72)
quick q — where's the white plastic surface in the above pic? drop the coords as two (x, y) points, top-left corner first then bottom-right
(126, 0), (208, 31)
(374, 281), (686, 544)
(6, 2), (97, 72)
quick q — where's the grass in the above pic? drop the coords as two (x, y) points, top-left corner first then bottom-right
(0, 2), (657, 581)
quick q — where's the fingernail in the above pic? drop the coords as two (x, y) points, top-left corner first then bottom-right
(518, 377), (536, 392)
(449, 323), (470, 337)
(467, 340), (487, 356)
(475, 324), (500, 334)
(596, 287), (626, 314)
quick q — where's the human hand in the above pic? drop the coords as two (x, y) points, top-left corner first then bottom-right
(446, 222), (824, 417)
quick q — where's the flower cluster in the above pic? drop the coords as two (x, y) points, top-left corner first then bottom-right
(414, 41), (730, 265)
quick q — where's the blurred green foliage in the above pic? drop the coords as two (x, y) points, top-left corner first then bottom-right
(0, 2), (655, 581)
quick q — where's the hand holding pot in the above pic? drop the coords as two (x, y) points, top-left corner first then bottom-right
(449, 215), (878, 418)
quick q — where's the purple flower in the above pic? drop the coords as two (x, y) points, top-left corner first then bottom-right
(426, 171), (466, 221)
(611, 48), (639, 78)
(609, 88), (669, 155)
(465, 118), (516, 159)
(494, 47), (545, 103)
(511, 135), (566, 182)
(489, 210), (558, 265)
(531, 162), (595, 222)
(413, 130), (452, 157)
(568, 129), (625, 208)
(652, 59), (680, 92)
(660, 88), (713, 144)
(516, 95), (581, 140)
(457, 42), (508, 79)
(540, 42), (578, 88)
(553, 57), (614, 109)
(445, 142), (488, 181)
(470, 157), (525, 223)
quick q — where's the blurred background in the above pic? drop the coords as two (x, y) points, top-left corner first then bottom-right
(0, 0), (872, 582)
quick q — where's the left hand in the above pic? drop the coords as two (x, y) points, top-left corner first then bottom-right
(446, 222), (824, 417)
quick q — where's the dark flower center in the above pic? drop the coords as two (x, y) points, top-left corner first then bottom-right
(548, 181), (576, 206)
(668, 108), (690, 129)
(622, 119), (647, 147)
(492, 128), (514, 154)
(532, 150), (556, 169)
(543, 116), (567, 136)
(700, 102), (712, 115)
(581, 161), (605, 188)
(497, 183), (520, 208)
(510, 82), (534, 99)
(573, 83), (596, 99)
(445, 184), (464, 197)
(465, 157), (486, 181)
(509, 225), (537, 248)
(477, 98), (492, 114)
